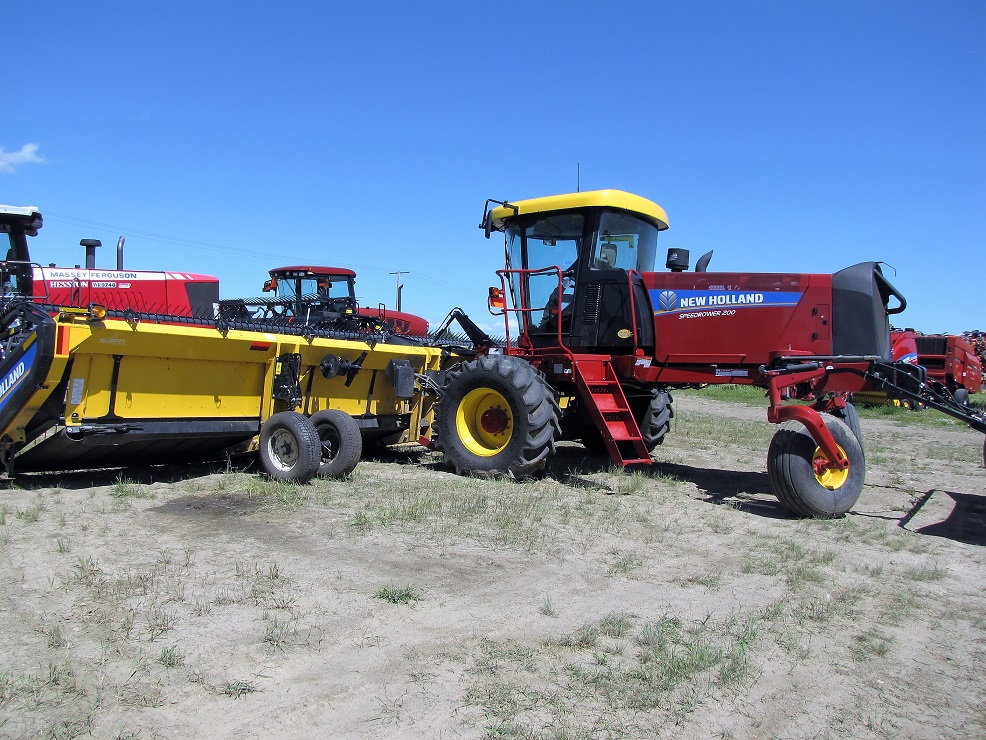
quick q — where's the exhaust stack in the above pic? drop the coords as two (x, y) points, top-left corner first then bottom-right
(81, 239), (102, 270)
(116, 236), (125, 270)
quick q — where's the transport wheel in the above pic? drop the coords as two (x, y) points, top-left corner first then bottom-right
(309, 409), (363, 478)
(954, 388), (969, 407)
(636, 389), (674, 452)
(767, 416), (865, 518)
(436, 355), (560, 479)
(259, 412), (321, 483)
(828, 401), (863, 453)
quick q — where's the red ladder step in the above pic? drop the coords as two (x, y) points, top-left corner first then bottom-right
(572, 359), (652, 467)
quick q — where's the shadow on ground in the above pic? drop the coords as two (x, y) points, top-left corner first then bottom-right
(900, 489), (986, 547)
(5, 456), (260, 492)
(546, 446), (790, 519)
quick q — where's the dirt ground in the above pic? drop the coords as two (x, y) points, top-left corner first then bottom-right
(1, 393), (984, 739)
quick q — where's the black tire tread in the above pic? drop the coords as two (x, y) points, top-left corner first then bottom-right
(767, 416), (865, 518)
(436, 355), (560, 480)
(259, 411), (321, 484)
(310, 409), (362, 478)
(829, 401), (864, 454)
(638, 389), (674, 452)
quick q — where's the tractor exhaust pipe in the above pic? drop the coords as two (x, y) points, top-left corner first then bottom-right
(116, 236), (125, 270)
(81, 239), (102, 270)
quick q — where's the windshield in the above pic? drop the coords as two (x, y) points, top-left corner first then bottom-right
(590, 211), (660, 272)
(275, 275), (355, 302)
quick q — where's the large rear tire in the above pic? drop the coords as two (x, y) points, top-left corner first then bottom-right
(767, 416), (865, 518)
(309, 409), (362, 478)
(581, 389), (673, 454)
(260, 412), (321, 483)
(436, 355), (559, 479)
(636, 389), (674, 452)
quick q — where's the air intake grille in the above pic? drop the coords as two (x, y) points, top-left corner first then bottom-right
(583, 285), (601, 324)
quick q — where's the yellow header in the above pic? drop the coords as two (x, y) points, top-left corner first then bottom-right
(491, 189), (669, 231)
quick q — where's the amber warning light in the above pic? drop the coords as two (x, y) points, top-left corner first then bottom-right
(488, 287), (505, 312)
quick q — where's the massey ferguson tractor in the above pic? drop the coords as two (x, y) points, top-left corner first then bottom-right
(432, 190), (986, 518)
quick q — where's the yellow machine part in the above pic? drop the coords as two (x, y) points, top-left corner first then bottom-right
(490, 189), (670, 232)
(4, 313), (447, 448)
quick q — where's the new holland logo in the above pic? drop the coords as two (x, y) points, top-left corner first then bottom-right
(658, 290), (678, 312)
(0, 361), (26, 399)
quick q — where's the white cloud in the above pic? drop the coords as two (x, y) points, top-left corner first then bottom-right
(0, 143), (46, 174)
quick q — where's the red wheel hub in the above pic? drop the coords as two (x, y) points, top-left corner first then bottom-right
(813, 455), (835, 476)
(480, 407), (509, 435)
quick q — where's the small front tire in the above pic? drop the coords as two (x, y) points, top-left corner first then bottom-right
(767, 416), (865, 518)
(829, 401), (863, 454)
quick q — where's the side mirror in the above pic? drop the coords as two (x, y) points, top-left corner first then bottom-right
(483, 211), (494, 239)
(263, 278), (277, 293)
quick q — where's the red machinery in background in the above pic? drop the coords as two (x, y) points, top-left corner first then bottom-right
(1, 205), (426, 340)
(890, 329), (982, 404)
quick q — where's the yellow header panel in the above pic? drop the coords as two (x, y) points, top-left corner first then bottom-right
(491, 189), (669, 231)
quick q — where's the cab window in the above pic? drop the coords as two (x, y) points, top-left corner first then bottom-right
(590, 211), (660, 272)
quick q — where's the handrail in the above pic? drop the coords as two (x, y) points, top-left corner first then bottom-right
(494, 266), (573, 357)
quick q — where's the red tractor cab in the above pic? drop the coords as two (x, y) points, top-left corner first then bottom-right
(224, 266), (429, 337)
(262, 265), (360, 320)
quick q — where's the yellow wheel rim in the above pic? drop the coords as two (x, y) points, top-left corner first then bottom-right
(813, 445), (850, 490)
(456, 388), (513, 457)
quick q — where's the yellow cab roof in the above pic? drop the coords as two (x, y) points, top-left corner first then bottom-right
(490, 189), (669, 231)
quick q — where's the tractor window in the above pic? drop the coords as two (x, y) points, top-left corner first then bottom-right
(276, 276), (354, 302)
(506, 213), (583, 332)
(591, 211), (660, 272)
(274, 280), (300, 301)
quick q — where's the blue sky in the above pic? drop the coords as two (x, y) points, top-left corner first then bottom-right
(4, 1), (983, 334)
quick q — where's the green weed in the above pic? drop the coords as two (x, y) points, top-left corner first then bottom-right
(373, 584), (424, 605)
(157, 645), (185, 667)
(901, 562), (947, 582)
(110, 476), (153, 499)
(15, 500), (43, 523)
(220, 679), (258, 698)
(853, 629), (892, 660)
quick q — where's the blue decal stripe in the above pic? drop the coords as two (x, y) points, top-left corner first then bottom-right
(650, 289), (804, 314)
(0, 343), (37, 414)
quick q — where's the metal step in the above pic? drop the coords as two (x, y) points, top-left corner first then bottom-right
(572, 358), (652, 467)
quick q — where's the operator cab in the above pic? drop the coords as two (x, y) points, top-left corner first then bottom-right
(483, 190), (669, 352)
(263, 266), (358, 317)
